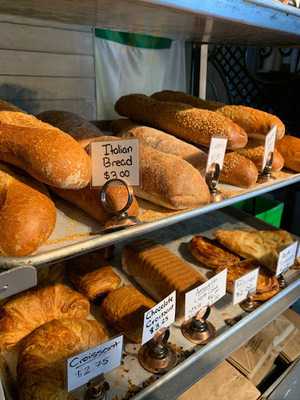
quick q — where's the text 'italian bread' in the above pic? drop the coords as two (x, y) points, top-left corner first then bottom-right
(152, 90), (285, 140)
(0, 163), (56, 256)
(115, 94), (248, 150)
(277, 135), (300, 172)
(136, 144), (210, 209)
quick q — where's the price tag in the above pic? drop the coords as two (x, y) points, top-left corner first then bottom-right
(276, 241), (298, 276)
(66, 335), (123, 392)
(91, 139), (139, 187)
(233, 268), (259, 305)
(206, 137), (228, 173)
(184, 269), (227, 321)
(262, 126), (277, 171)
(142, 291), (176, 345)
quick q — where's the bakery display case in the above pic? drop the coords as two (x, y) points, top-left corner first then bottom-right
(1, 1), (300, 399)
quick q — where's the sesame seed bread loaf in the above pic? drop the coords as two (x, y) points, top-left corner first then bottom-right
(115, 94), (248, 150)
(0, 102), (91, 189)
(221, 152), (259, 188)
(152, 90), (285, 141)
(0, 163), (56, 256)
(237, 146), (284, 172)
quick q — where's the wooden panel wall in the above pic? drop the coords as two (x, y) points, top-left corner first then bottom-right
(0, 14), (96, 119)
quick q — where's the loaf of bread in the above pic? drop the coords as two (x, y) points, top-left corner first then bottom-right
(115, 94), (248, 150)
(152, 90), (285, 140)
(135, 144), (210, 209)
(217, 259), (279, 302)
(122, 240), (206, 315)
(112, 119), (207, 173)
(0, 283), (90, 350)
(67, 251), (121, 300)
(37, 110), (103, 139)
(101, 285), (155, 343)
(277, 135), (300, 172)
(237, 146), (284, 171)
(52, 135), (139, 222)
(0, 102), (91, 188)
(221, 152), (259, 188)
(0, 163), (56, 256)
(18, 319), (107, 400)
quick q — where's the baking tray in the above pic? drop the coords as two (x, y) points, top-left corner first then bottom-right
(0, 170), (300, 270)
(1, 207), (300, 400)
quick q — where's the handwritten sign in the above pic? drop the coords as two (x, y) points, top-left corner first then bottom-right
(66, 336), (123, 392)
(185, 269), (227, 321)
(262, 126), (277, 171)
(233, 268), (259, 305)
(91, 139), (139, 186)
(206, 137), (228, 173)
(142, 291), (176, 345)
(276, 242), (298, 276)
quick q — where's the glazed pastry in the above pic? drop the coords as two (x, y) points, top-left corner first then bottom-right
(189, 235), (240, 269)
(217, 259), (280, 301)
(67, 251), (121, 300)
(214, 229), (293, 272)
(122, 240), (206, 315)
(101, 286), (155, 343)
(0, 284), (90, 350)
(17, 319), (107, 400)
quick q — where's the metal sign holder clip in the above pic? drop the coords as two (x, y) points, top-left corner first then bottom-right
(205, 163), (223, 202)
(138, 328), (177, 374)
(181, 307), (216, 345)
(277, 273), (287, 289)
(258, 151), (274, 183)
(84, 374), (110, 400)
(240, 292), (261, 313)
(100, 178), (140, 233)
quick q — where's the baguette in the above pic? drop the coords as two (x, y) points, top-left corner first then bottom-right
(152, 90), (285, 140)
(115, 94), (248, 150)
(0, 163), (56, 256)
(112, 118), (207, 173)
(0, 103), (91, 188)
(236, 146), (284, 171)
(101, 285), (155, 343)
(221, 152), (259, 188)
(52, 135), (139, 223)
(122, 240), (206, 315)
(37, 110), (103, 139)
(277, 135), (300, 172)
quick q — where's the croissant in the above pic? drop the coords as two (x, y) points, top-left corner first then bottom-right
(17, 318), (108, 400)
(101, 286), (155, 343)
(0, 284), (90, 351)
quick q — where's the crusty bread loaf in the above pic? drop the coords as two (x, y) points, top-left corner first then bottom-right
(112, 118), (207, 173)
(277, 135), (300, 172)
(0, 283), (90, 350)
(0, 103), (91, 188)
(37, 110), (103, 139)
(115, 94), (248, 150)
(152, 90), (285, 140)
(52, 135), (139, 222)
(122, 239), (206, 315)
(101, 285), (155, 343)
(221, 152), (259, 188)
(136, 144), (210, 209)
(18, 319), (107, 400)
(237, 146), (284, 172)
(0, 163), (56, 256)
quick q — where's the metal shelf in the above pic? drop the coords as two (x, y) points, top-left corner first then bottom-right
(1, 0), (300, 44)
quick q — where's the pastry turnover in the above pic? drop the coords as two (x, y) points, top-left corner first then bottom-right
(122, 240), (206, 315)
(101, 286), (155, 343)
(190, 235), (240, 269)
(67, 251), (121, 300)
(0, 284), (90, 351)
(217, 259), (279, 302)
(214, 229), (293, 272)
(17, 319), (107, 400)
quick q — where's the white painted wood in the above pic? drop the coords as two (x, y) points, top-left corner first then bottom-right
(0, 22), (93, 54)
(0, 50), (94, 77)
